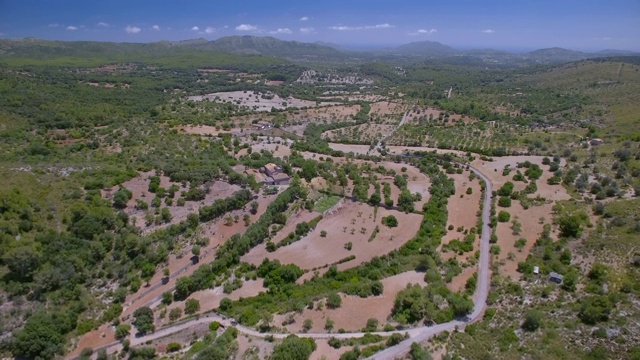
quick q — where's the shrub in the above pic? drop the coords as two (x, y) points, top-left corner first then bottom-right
(382, 215), (398, 228)
(579, 295), (613, 324)
(498, 196), (512, 208)
(185, 299), (201, 314)
(169, 308), (182, 321)
(166, 342), (181, 352)
(326, 293), (342, 309)
(497, 182), (514, 196)
(209, 321), (221, 332)
(522, 310), (542, 332)
(558, 214), (582, 238)
(497, 211), (511, 222)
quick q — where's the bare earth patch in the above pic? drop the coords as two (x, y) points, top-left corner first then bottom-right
(275, 271), (427, 333)
(440, 171), (482, 261)
(186, 91), (338, 112)
(177, 124), (241, 136)
(242, 202), (422, 273)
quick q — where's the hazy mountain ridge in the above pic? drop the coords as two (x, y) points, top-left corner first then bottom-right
(0, 36), (637, 64)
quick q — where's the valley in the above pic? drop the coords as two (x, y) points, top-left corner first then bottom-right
(0, 34), (639, 360)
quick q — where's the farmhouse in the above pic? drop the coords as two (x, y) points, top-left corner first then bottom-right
(269, 172), (290, 185)
(245, 164), (290, 185)
(264, 163), (282, 177)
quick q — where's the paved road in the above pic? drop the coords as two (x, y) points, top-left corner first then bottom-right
(78, 161), (493, 360)
(367, 163), (492, 359)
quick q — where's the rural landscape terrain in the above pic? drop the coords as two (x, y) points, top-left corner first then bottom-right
(0, 32), (640, 360)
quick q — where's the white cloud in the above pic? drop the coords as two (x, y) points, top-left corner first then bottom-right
(481, 29), (495, 34)
(125, 26), (141, 34)
(191, 26), (200, 31)
(269, 28), (292, 35)
(205, 26), (215, 34)
(300, 16), (309, 21)
(235, 24), (257, 31)
(329, 23), (394, 31)
(152, 25), (161, 31)
(48, 23), (59, 28)
(97, 22), (109, 27)
(409, 28), (437, 35)
(299, 27), (315, 34)
(66, 26), (78, 31)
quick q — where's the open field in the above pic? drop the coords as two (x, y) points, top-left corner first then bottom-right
(274, 271), (427, 333)
(186, 91), (339, 112)
(242, 201), (423, 273)
(102, 171), (241, 232)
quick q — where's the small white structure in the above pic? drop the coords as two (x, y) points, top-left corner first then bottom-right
(533, 266), (540, 275)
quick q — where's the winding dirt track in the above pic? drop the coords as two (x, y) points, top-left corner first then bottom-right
(71, 161), (492, 360)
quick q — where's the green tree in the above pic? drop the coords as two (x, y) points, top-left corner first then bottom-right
(365, 318), (379, 332)
(169, 308), (182, 321)
(326, 293), (342, 309)
(185, 298), (201, 314)
(133, 307), (155, 335)
(302, 319), (313, 333)
(115, 324), (131, 339)
(579, 295), (613, 324)
(398, 189), (415, 213)
(409, 342), (433, 360)
(522, 310), (542, 331)
(4, 246), (41, 281)
(497, 211), (511, 222)
(382, 215), (398, 228)
(270, 335), (316, 360)
(558, 214), (581, 238)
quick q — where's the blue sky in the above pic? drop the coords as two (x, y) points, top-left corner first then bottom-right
(1, 0), (639, 51)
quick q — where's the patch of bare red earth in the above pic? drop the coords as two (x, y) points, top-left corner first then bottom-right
(438, 171), (483, 292)
(471, 156), (570, 279)
(68, 324), (116, 358)
(242, 202), (422, 277)
(74, 192), (277, 352)
(276, 271), (426, 335)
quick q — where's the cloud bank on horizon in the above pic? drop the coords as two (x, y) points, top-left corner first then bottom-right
(0, 0), (638, 51)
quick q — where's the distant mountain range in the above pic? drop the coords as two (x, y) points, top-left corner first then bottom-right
(0, 36), (637, 64)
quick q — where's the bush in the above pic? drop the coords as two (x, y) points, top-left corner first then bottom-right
(166, 342), (181, 352)
(498, 196), (512, 208)
(497, 182), (514, 196)
(382, 215), (398, 228)
(579, 295), (613, 324)
(326, 293), (342, 309)
(522, 310), (542, 332)
(209, 321), (221, 332)
(169, 308), (182, 321)
(115, 324), (131, 340)
(497, 211), (511, 222)
(185, 298), (201, 314)
(558, 214), (582, 238)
